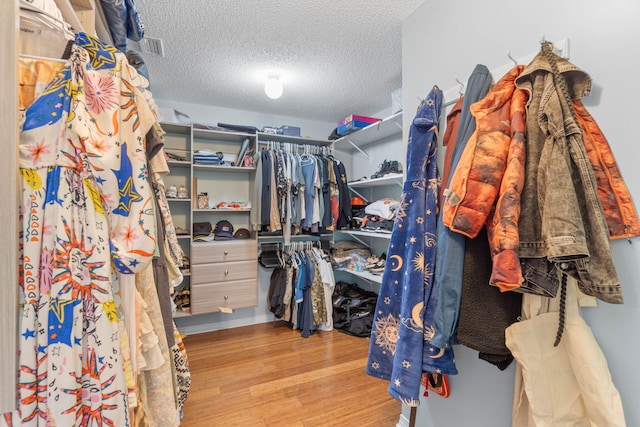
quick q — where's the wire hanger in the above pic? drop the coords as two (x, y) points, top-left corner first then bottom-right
(454, 76), (464, 97)
(507, 51), (518, 66)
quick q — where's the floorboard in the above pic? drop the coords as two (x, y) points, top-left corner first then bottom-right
(180, 322), (401, 426)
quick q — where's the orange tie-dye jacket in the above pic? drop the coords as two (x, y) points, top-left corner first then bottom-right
(573, 100), (640, 240)
(443, 66), (527, 291)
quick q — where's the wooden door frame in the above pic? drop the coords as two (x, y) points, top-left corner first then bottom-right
(0, 0), (19, 413)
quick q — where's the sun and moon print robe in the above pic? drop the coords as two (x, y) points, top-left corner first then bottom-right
(7, 33), (157, 427)
(366, 86), (457, 406)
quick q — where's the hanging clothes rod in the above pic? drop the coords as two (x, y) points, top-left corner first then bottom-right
(19, 53), (68, 64)
(258, 139), (332, 155)
(441, 38), (570, 107)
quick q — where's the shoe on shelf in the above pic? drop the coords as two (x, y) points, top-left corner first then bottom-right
(368, 253), (387, 274)
(387, 160), (403, 176)
(175, 226), (189, 235)
(371, 160), (389, 179)
(166, 185), (178, 198)
(181, 255), (190, 272)
(177, 185), (189, 199)
(181, 288), (190, 309)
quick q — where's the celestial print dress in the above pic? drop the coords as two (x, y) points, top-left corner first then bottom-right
(366, 86), (457, 407)
(9, 33), (157, 427)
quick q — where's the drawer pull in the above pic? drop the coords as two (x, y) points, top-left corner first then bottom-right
(224, 250), (229, 255)
(224, 270), (229, 275)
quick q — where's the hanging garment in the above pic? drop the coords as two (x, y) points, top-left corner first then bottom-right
(10, 33), (156, 427)
(455, 227), (522, 370)
(134, 266), (179, 427)
(515, 46), (622, 304)
(18, 57), (65, 109)
(367, 86), (457, 407)
(430, 64), (492, 349)
(572, 100), (640, 240)
(438, 96), (464, 204)
(100, 0), (145, 52)
(443, 65), (528, 291)
(506, 275), (625, 426)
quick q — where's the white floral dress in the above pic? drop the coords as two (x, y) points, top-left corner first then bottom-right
(8, 33), (156, 427)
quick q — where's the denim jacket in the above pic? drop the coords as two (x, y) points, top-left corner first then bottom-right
(515, 49), (622, 304)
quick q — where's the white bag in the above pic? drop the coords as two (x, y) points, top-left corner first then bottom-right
(505, 275), (626, 427)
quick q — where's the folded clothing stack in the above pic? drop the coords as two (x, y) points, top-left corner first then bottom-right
(351, 198), (399, 234)
(193, 149), (223, 165)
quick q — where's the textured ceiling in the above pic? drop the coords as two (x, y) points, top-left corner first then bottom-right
(132, 0), (426, 123)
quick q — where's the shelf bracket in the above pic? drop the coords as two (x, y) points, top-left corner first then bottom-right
(346, 138), (370, 159)
(392, 121), (403, 131)
(343, 232), (369, 247)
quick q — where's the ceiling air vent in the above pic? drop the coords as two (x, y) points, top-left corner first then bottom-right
(141, 37), (165, 57)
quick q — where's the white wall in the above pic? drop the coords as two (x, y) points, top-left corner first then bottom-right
(402, 1), (640, 425)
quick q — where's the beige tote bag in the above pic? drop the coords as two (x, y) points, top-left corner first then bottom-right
(505, 275), (625, 427)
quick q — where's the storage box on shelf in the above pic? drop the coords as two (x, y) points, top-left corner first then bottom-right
(337, 114), (382, 137)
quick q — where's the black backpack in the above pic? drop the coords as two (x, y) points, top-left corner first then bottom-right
(332, 281), (378, 337)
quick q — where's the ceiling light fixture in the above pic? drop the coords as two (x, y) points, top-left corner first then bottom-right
(264, 73), (283, 99)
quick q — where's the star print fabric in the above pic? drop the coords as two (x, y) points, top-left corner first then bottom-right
(366, 86), (457, 407)
(13, 33), (156, 427)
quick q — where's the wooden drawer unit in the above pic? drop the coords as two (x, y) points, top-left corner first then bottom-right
(192, 260), (257, 284)
(190, 280), (258, 315)
(190, 239), (258, 314)
(192, 239), (257, 264)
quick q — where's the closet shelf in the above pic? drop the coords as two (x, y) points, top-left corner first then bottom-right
(166, 197), (191, 202)
(257, 132), (332, 147)
(193, 208), (251, 213)
(348, 174), (403, 188)
(173, 310), (191, 318)
(338, 269), (383, 284)
(338, 230), (392, 240)
(334, 111), (403, 149)
(161, 122), (191, 134)
(193, 128), (254, 141)
(193, 164), (256, 173)
(167, 160), (191, 168)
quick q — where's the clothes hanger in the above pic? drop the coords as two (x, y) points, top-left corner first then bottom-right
(507, 51), (518, 66)
(19, 1), (74, 40)
(454, 76), (465, 97)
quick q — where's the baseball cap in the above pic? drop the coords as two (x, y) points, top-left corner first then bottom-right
(214, 220), (234, 240)
(192, 222), (212, 236)
(234, 228), (251, 239)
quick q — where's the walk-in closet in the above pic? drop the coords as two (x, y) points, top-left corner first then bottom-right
(3, 1), (640, 426)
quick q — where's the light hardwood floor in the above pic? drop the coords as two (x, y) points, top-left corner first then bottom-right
(179, 322), (402, 426)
